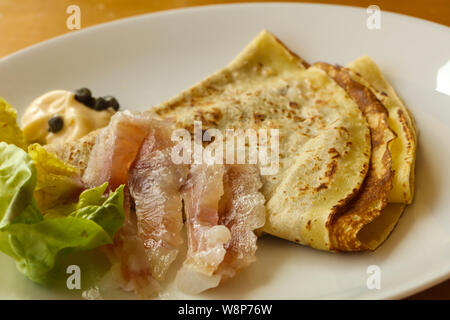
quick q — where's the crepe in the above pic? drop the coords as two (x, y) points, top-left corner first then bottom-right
(153, 31), (373, 251)
(357, 203), (406, 250)
(315, 63), (395, 250)
(46, 30), (415, 253)
(347, 56), (417, 204)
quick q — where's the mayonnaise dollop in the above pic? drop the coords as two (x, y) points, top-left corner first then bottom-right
(22, 90), (115, 145)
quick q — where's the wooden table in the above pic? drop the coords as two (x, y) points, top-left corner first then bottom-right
(0, 0), (449, 299)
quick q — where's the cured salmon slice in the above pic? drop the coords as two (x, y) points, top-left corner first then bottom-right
(104, 189), (160, 297)
(84, 111), (187, 296)
(128, 121), (189, 281)
(176, 163), (230, 293)
(83, 111), (154, 190)
(176, 163), (265, 293)
(52, 110), (266, 296)
(217, 164), (266, 280)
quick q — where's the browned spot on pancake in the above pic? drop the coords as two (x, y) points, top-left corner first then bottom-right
(337, 126), (349, 135)
(397, 109), (414, 152)
(315, 183), (328, 192)
(253, 113), (266, 122)
(306, 220), (312, 231)
(194, 108), (222, 127)
(360, 162), (369, 175)
(299, 186), (309, 193)
(289, 101), (299, 108)
(205, 85), (220, 93)
(328, 148), (341, 159)
(325, 161), (337, 178)
(183, 123), (195, 135)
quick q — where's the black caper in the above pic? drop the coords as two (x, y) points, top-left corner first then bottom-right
(74, 87), (93, 106)
(48, 116), (64, 133)
(103, 95), (120, 111)
(94, 97), (109, 111)
(86, 96), (96, 108)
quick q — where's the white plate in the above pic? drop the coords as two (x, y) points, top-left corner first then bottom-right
(0, 3), (449, 300)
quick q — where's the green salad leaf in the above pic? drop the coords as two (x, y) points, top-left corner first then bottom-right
(70, 183), (124, 238)
(0, 97), (83, 212)
(0, 97), (28, 150)
(0, 142), (41, 228)
(28, 143), (83, 211)
(0, 142), (124, 283)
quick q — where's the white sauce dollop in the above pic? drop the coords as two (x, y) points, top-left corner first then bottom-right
(22, 90), (115, 145)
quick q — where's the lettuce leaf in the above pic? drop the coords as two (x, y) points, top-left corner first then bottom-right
(28, 143), (83, 211)
(0, 99), (83, 211)
(70, 183), (124, 238)
(0, 142), (41, 228)
(0, 97), (28, 150)
(0, 142), (124, 283)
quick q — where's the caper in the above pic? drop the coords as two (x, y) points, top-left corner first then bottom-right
(48, 116), (64, 133)
(85, 96), (96, 108)
(94, 97), (109, 111)
(74, 87), (93, 107)
(103, 96), (120, 111)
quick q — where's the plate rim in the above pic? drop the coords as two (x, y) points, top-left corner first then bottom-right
(0, 2), (449, 300)
(0, 2), (449, 63)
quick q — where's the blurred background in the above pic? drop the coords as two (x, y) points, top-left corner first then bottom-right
(0, 0), (449, 299)
(0, 0), (449, 58)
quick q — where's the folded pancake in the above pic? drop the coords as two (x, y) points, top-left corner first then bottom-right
(153, 30), (372, 251)
(357, 203), (406, 250)
(346, 56), (417, 204)
(44, 31), (413, 257)
(315, 63), (395, 250)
